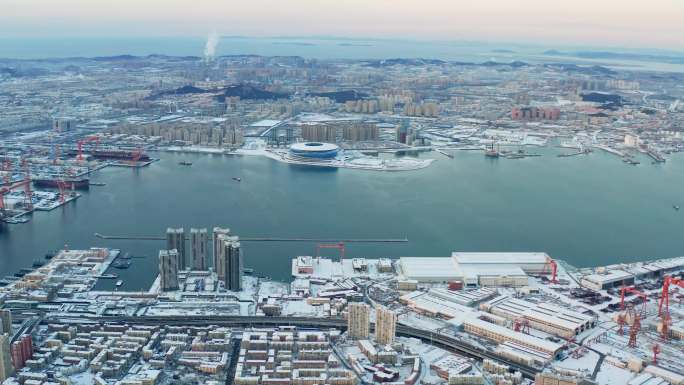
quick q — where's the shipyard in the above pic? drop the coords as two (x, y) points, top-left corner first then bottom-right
(0, 225), (682, 385)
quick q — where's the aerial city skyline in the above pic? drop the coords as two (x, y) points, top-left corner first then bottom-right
(1, 2), (684, 385)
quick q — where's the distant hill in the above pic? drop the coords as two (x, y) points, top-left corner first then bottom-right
(309, 90), (368, 103)
(218, 84), (289, 101)
(364, 58), (447, 67)
(543, 50), (684, 64)
(581, 92), (623, 107)
(147, 84), (289, 101)
(543, 63), (617, 75)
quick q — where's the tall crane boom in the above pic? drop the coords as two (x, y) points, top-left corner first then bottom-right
(658, 275), (684, 316)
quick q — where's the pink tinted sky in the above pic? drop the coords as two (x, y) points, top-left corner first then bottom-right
(3, 0), (683, 49)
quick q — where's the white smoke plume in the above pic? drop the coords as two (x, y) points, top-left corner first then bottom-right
(204, 31), (219, 62)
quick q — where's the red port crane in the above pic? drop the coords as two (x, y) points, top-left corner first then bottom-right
(652, 343), (660, 364)
(77, 136), (100, 162)
(627, 301), (647, 349)
(1, 157), (11, 185)
(616, 286), (648, 348)
(126, 146), (144, 166)
(617, 312), (626, 335)
(0, 179), (34, 211)
(620, 286), (648, 310)
(20, 159), (33, 211)
(316, 242), (345, 261)
(513, 318), (530, 334)
(541, 257), (558, 283)
(658, 276), (684, 316)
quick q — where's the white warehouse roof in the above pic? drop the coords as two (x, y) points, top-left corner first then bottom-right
(452, 252), (550, 265)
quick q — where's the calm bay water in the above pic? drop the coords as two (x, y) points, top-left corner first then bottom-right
(1, 149), (683, 290)
(2, 37), (684, 72)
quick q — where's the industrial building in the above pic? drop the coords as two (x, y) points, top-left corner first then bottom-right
(580, 269), (635, 290)
(462, 317), (563, 359)
(347, 303), (370, 340)
(398, 252), (550, 286)
(480, 296), (596, 338)
(399, 287), (497, 319)
(580, 257), (684, 290)
(166, 227), (186, 269)
(375, 306), (396, 346)
(190, 228), (208, 271)
(159, 249), (179, 291)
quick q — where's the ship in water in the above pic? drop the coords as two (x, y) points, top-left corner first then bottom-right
(33, 177), (90, 190)
(178, 161), (193, 166)
(484, 142), (500, 158)
(66, 148), (151, 162)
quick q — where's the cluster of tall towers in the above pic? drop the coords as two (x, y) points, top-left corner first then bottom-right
(347, 303), (396, 346)
(159, 227), (243, 292)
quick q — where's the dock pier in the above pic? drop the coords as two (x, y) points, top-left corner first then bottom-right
(94, 233), (408, 243)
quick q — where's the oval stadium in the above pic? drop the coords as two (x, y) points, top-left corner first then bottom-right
(289, 142), (340, 159)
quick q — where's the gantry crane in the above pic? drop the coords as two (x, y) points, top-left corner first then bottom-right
(620, 286), (648, 310)
(658, 275), (684, 316)
(617, 286), (648, 348)
(316, 242), (345, 261)
(77, 135), (100, 162)
(0, 179), (34, 211)
(657, 275), (684, 340)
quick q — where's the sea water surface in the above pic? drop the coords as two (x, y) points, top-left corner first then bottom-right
(1, 149), (683, 290)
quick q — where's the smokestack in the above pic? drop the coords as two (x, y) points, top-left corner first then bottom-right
(204, 31), (220, 63)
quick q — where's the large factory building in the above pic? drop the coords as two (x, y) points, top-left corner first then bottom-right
(480, 296), (597, 339)
(398, 252), (551, 287)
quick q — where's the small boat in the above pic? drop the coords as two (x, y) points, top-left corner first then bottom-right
(111, 259), (132, 269)
(243, 268), (254, 275)
(89, 182), (106, 186)
(116, 280), (123, 287)
(232, 177), (241, 182)
(484, 142), (500, 158)
(179, 161), (193, 166)
(97, 274), (118, 279)
(674, 205), (680, 211)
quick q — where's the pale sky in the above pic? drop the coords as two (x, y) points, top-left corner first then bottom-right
(3, 0), (683, 49)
